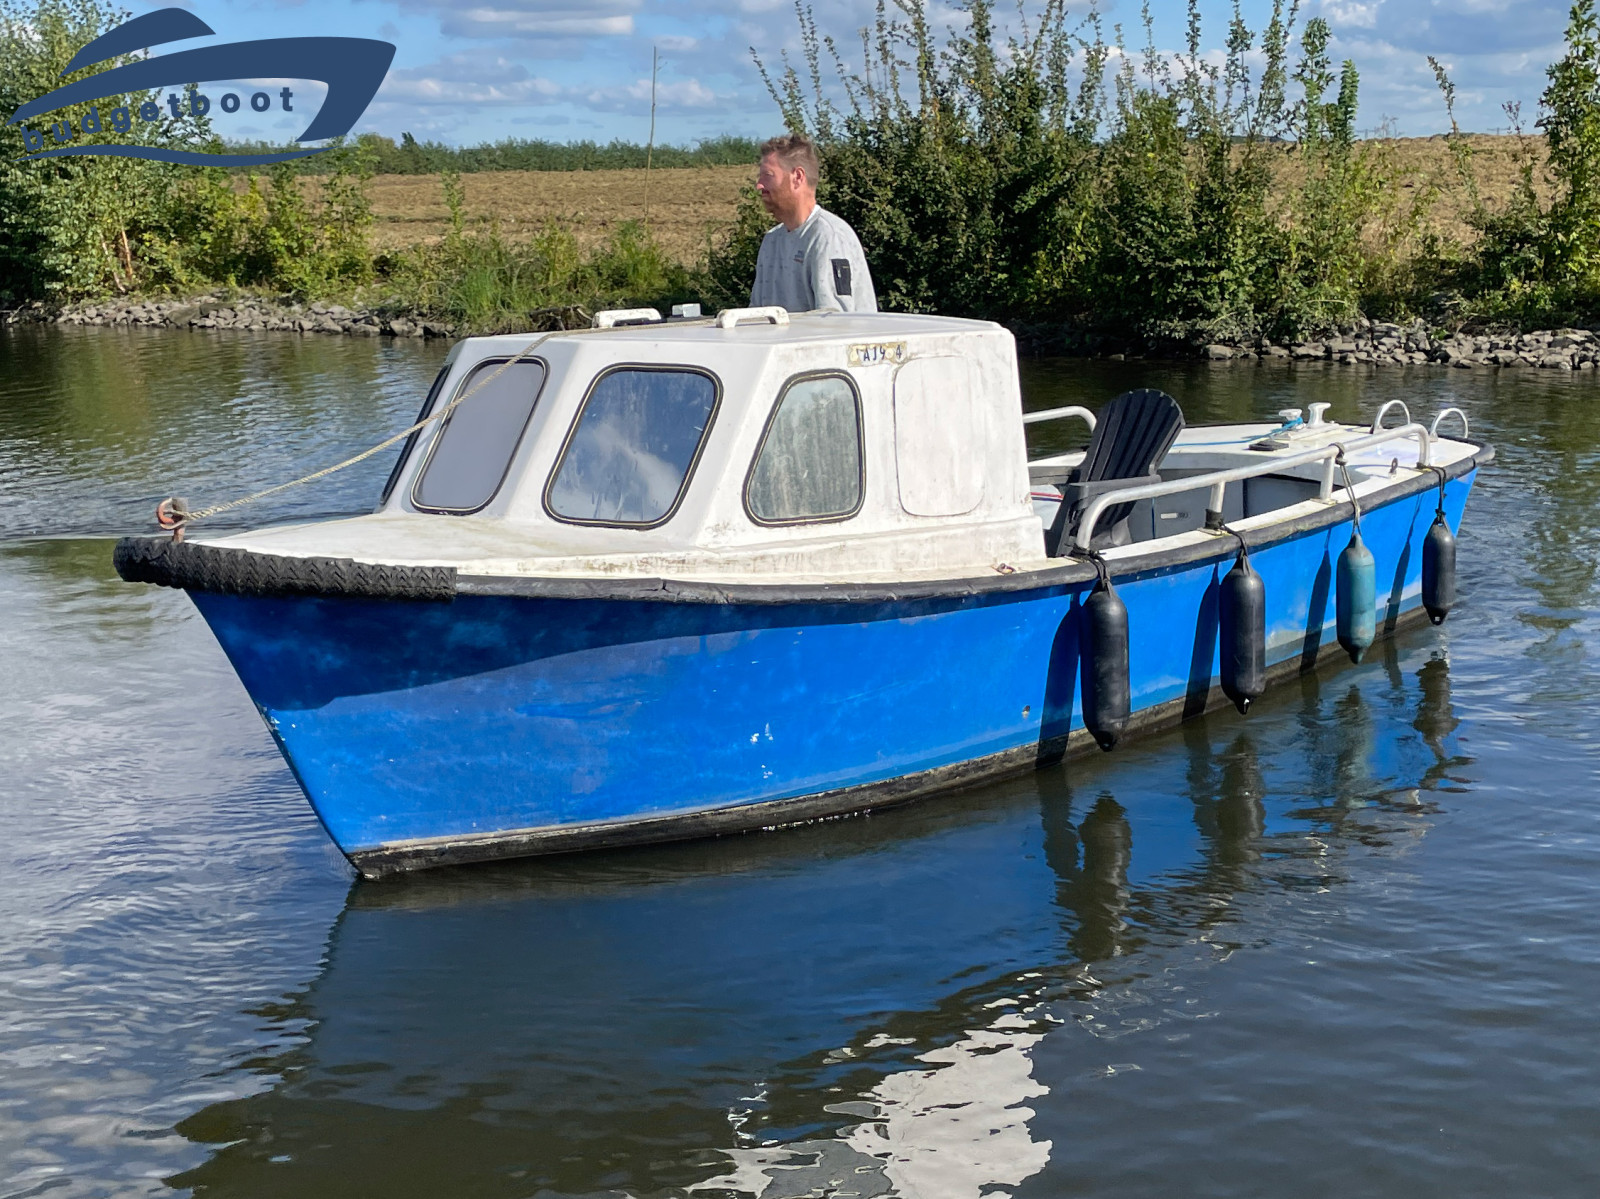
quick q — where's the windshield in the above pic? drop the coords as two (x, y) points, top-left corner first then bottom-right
(546, 367), (719, 526)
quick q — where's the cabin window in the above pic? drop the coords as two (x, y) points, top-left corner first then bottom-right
(411, 358), (547, 514)
(746, 374), (864, 524)
(380, 363), (450, 506)
(546, 367), (719, 526)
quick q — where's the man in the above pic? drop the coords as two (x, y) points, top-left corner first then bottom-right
(750, 133), (877, 314)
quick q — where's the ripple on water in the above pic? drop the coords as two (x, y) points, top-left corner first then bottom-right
(3, 335), (1600, 1196)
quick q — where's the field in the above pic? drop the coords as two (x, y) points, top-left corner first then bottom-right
(1308, 134), (1553, 245)
(289, 137), (1549, 268)
(359, 165), (753, 262)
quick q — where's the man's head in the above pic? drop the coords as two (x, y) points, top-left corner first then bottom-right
(756, 132), (819, 230)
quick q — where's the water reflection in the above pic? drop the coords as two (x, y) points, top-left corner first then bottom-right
(0, 324), (445, 539)
(166, 638), (1467, 1199)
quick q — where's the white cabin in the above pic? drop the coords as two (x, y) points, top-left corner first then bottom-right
(209, 310), (1046, 582)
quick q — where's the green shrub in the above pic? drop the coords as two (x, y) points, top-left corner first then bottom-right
(1428, 0), (1600, 326)
(0, 0), (209, 301)
(723, 0), (1393, 344)
(138, 140), (376, 297)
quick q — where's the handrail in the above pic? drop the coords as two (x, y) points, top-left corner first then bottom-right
(1023, 405), (1097, 429)
(1371, 399), (1412, 434)
(1068, 423), (1433, 553)
(715, 306), (790, 329)
(592, 308), (662, 328)
(1430, 406), (1470, 438)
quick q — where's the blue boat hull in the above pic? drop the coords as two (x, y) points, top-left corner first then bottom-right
(191, 471), (1477, 874)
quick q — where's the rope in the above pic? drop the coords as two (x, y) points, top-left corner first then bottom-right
(157, 330), (559, 535)
(1335, 447), (1363, 536)
(1427, 464), (1449, 518)
(1216, 521), (1250, 563)
(1073, 546), (1113, 589)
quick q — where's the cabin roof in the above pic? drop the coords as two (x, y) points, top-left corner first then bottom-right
(456, 311), (1004, 357)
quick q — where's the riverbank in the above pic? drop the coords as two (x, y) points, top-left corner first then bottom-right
(1, 294), (458, 338)
(1132, 317), (1600, 370)
(10, 299), (1600, 372)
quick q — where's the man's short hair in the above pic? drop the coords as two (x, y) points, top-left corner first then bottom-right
(759, 132), (820, 185)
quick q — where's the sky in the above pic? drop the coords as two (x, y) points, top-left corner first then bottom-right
(117, 0), (1579, 147)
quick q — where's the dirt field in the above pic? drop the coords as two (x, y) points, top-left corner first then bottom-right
(1290, 134), (1553, 244)
(359, 165), (752, 262)
(318, 137), (1547, 264)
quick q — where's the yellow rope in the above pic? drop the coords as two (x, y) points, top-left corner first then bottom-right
(177, 331), (558, 526)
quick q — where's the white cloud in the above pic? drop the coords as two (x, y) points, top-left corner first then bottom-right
(582, 77), (721, 109)
(331, 0), (1588, 142)
(382, 74), (565, 104)
(390, 0), (640, 38)
(381, 54), (565, 104)
(1321, 0), (1382, 29)
(377, 51), (721, 114)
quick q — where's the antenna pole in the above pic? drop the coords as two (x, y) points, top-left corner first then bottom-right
(645, 45), (657, 227)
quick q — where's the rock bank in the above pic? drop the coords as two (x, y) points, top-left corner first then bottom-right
(1203, 317), (1600, 369)
(2, 295), (455, 338)
(1046, 316), (1600, 368)
(7, 302), (1600, 369)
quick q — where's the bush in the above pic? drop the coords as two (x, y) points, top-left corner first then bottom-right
(0, 0), (209, 301)
(138, 142), (377, 297)
(723, 0), (1410, 344)
(1432, 0), (1600, 326)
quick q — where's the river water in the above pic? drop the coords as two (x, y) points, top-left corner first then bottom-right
(1, 325), (1596, 1198)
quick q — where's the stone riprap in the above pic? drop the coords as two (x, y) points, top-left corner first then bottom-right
(4, 302), (1599, 367)
(1203, 318), (1600, 369)
(2, 296), (455, 339)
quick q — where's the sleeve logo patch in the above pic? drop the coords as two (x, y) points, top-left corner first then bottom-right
(832, 258), (853, 296)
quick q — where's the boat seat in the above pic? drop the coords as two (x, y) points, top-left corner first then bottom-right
(1041, 388), (1185, 556)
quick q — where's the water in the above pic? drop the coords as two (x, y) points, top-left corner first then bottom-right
(2, 325), (1598, 1198)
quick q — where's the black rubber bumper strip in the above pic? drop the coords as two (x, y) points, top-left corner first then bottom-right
(113, 536), (458, 602)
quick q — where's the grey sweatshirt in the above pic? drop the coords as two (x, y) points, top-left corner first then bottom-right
(749, 205), (878, 314)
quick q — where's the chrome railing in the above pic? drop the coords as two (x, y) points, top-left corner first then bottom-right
(1430, 407), (1470, 438)
(1067, 423), (1434, 553)
(1023, 404), (1097, 429)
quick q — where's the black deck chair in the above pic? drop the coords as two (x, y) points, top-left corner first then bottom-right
(1037, 388), (1185, 556)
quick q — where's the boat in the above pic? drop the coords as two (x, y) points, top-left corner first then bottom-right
(112, 306), (1493, 877)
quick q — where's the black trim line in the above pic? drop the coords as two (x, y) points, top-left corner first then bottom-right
(460, 443), (1493, 604)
